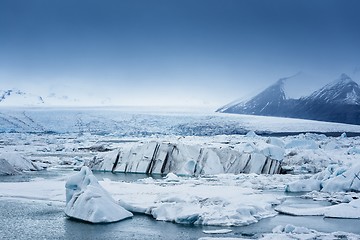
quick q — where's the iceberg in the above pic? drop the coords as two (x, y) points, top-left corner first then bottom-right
(89, 140), (284, 175)
(0, 152), (42, 175)
(65, 166), (133, 223)
(0, 158), (18, 175)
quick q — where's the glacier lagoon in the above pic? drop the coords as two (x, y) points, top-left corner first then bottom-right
(1, 108), (360, 239)
(1, 169), (360, 240)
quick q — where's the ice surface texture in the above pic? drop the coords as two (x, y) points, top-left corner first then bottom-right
(65, 166), (133, 223)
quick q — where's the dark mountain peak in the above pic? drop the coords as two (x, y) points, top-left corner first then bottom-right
(329, 73), (356, 88)
(256, 78), (286, 101)
(217, 77), (288, 115)
(218, 73), (360, 125)
(306, 74), (360, 105)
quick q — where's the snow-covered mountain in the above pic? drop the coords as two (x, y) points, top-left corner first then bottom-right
(0, 88), (101, 107)
(303, 73), (360, 105)
(218, 74), (360, 125)
(0, 89), (45, 106)
(218, 78), (289, 115)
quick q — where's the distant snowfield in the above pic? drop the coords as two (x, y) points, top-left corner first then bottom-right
(1, 108), (360, 239)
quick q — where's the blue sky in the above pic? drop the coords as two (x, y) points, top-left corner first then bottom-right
(1, 0), (360, 107)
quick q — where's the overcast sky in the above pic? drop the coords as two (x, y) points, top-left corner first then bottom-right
(1, 0), (360, 107)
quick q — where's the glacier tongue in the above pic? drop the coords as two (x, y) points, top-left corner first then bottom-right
(88, 140), (284, 175)
(64, 166), (133, 223)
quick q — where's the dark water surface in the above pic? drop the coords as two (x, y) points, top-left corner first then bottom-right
(0, 199), (205, 240)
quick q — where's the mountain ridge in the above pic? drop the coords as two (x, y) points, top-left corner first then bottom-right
(218, 73), (360, 125)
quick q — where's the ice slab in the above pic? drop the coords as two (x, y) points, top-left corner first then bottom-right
(203, 229), (233, 234)
(276, 199), (360, 219)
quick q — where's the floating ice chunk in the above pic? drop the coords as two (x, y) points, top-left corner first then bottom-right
(203, 229), (233, 234)
(149, 202), (201, 224)
(272, 224), (314, 235)
(275, 205), (326, 216)
(285, 179), (321, 192)
(321, 164), (360, 192)
(0, 152), (41, 172)
(65, 166), (133, 223)
(276, 199), (360, 219)
(165, 172), (180, 181)
(325, 199), (360, 218)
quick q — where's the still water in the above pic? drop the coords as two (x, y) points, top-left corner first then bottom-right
(0, 170), (359, 240)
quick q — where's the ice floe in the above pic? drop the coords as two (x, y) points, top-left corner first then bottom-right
(100, 174), (283, 226)
(275, 198), (360, 219)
